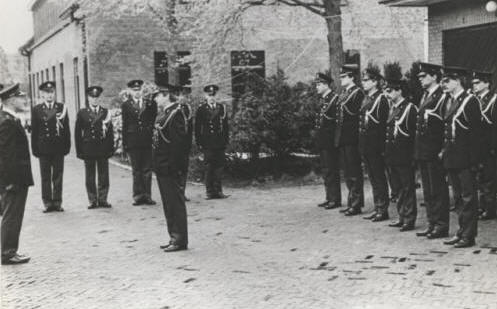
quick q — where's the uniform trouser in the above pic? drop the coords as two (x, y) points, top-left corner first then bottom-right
(157, 173), (188, 247)
(386, 165), (401, 200)
(204, 149), (225, 197)
(1, 186), (28, 260)
(478, 154), (496, 216)
(449, 172), (463, 210)
(39, 155), (64, 209)
(128, 148), (153, 202)
(419, 159), (450, 231)
(84, 158), (110, 205)
(363, 151), (389, 215)
(448, 168), (478, 240)
(388, 164), (417, 226)
(339, 145), (364, 209)
(320, 149), (341, 205)
(180, 156), (190, 195)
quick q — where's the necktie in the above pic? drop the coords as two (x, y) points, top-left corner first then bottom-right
(421, 91), (428, 105)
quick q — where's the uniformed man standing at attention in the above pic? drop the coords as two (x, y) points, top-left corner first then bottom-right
(314, 73), (341, 210)
(384, 79), (418, 232)
(31, 81), (70, 213)
(440, 67), (482, 248)
(152, 85), (189, 252)
(414, 63), (451, 239)
(122, 80), (157, 206)
(0, 83), (33, 264)
(75, 86), (115, 209)
(335, 64), (365, 216)
(471, 71), (496, 220)
(359, 68), (390, 222)
(194, 84), (229, 200)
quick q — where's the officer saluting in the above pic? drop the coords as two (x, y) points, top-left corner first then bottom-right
(414, 63), (451, 239)
(152, 85), (189, 252)
(384, 79), (418, 232)
(1, 83), (33, 264)
(471, 71), (496, 220)
(440, 67), (482, 248)
(314, 73), (341, 210)
(75, 86), (114, 209)
(194, 84), (229, 200)
(122, 80), (157, 206)
(31, 81), (70, 213)
(359, 68), (390, 222)
(335, 64), (365, 216)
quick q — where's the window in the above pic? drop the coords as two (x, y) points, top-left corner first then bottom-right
(45, 68), (49, 81)
(60, 63), (65, 102)
(36, 72), (40, 99)
(230, 50), (265, 99)
(177, 51), (191, 93)
(52, 66), (57, 101)
(73, 57), (81, 110)
(41, 70), (44, 83)
(154, 51), (168, 87)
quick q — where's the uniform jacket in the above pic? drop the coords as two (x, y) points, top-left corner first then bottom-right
(315, 90), (339, 151)
(75, 106), (115, 160)
(385, 99), (417, 166)
(335, 85), (365, 147)
(152, 103), (189, 176)
(194, 101), (229, 150)
(121, 96), (157, 150)
(0, 110), (34, 188)
(180, 102), (194, 152)
(441, 91), (482, 169)
(358, 90), (389, 156)
(492, 94), (497, 153)
(414, 85), (446, 161)
(31, 102), (71, 157)
(477, 91), (496, 157)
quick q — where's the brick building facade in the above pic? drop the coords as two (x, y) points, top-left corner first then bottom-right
(21, 0), (425, 121)
(381, 0), (497, 87)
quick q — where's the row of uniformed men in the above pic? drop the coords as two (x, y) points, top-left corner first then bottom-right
(314, 63), (496, 249)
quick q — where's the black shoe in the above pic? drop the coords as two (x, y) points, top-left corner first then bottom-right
(324, 203), (341, 210)
(43, 207), (55, 213)
(88, 203), (98, 209)
(163, 244), (187, 252)
(100, 202), (112, 208)
(339, 207), (351, 213)
(216, 193), (229, 199)
(453, 238), (475, 248)
(318, 201), (330, 207)
(426, 229), (449, 239)
(184, 196), (191, 202)
(416, 227), (434, 237)
(160, 243), (172, 249)
(443, 236), (460, 245)
(372, 213), (389, 222)
(388, 221), (403, 227)
(132, 200), (144, 206)
(2, 254), (30, 265)
(54, 207), (64, 212)
(144, 199), (156, 205)
(344, 208), (362, 216)
(479, 212), (496, 220)
(363, 212), (377, 220)
(400, 224), (415, 232)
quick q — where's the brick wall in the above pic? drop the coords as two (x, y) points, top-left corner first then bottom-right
(428, 0), (497, 64)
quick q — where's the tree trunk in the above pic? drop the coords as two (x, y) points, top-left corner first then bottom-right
(323, 0), (343, 91)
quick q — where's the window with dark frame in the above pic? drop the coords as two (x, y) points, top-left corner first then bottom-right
(177, 51), (192, 93)
(60, 63), (65, 102)
(36, 72), (39, 99)
(52, 66), (57, 101)
(154, 51), (168, 87)
(73, 57), (81, 110)
(45, 68), (49, 81)
(230, 50), (265, 99)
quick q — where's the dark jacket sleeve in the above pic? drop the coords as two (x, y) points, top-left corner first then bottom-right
(194, 107), (203, 148)
(75, 111), (83, 159)
(467, 97), (482, 166)
(121, 103), (128, 151)
(407, 104), (418, 137)
(63, 113), (71, 155)
(0, 120), (17, 188)
(106, 120), (115, 158)
(31, 108), (39, 157)
(222, 105), (229, 146)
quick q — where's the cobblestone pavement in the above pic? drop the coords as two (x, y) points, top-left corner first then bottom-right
(1, 155), (497, 309)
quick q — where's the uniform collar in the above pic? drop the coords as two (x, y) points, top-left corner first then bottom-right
(346, 84), (355, 92)
(478, 90), (490, 100)
(2, 106), (18, 118)
(368, 89), (379, 99)
(44, 101), (55, 107)
(322, 89), (332, 99)
(426, 84), (439, 97)
(452, 89), (465, 101)
(393, 98), (405, 108)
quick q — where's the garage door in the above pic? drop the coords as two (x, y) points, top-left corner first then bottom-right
(443, 22), (497, 90)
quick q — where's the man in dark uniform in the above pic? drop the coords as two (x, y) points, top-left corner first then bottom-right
(122, 80), (157, 206)
(0, 83), (33, 264)
(359, 68), (390, 221)
(152, 85), (189, 252)
(31, 81), (70, 213)
(335, 64), (365, 216)
(176, 86), (193, 201)
(384, 79), (418, 232)
(471, 71), (496, 220)
(414, 63), (451, 239)
(75, 86), (115, 209)
(194, 84), (229, 200)
(314, 73), (341, 210)
(441, 67), (482, 248)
